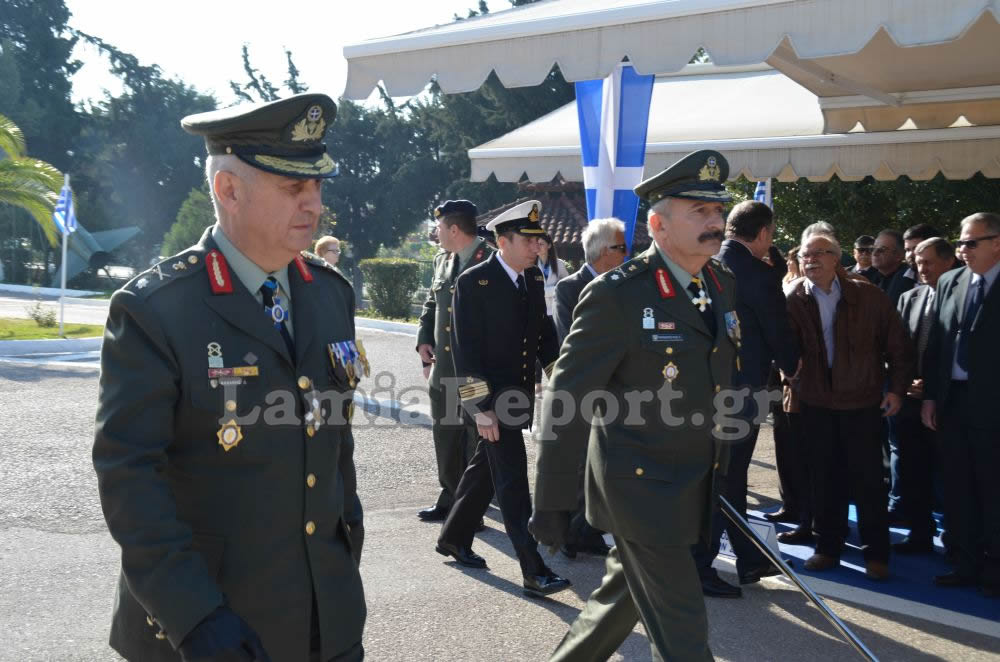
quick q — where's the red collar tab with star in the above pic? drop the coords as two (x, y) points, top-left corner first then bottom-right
(655, 268), (676, 299)
(707, 266), (723, 292)
(206, 250), (234, 295)
(294, 255), (314, 283)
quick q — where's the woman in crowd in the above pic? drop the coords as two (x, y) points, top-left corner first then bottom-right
(535, 233), (568, 394)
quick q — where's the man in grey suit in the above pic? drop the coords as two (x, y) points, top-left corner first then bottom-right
(893, 237), (957, 554)
(553, 218), (627, 344)
(552, 218), (626, 559)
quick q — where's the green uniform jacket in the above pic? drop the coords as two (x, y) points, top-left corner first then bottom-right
(535, 245), (738, 547)
(416, 238), (493, 389)
(93, 230), (365, 662)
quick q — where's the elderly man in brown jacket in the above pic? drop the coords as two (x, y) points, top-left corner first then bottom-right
(786, 230), (913, 580)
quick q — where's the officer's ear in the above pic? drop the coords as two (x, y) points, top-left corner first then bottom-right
(213, 169), (242, 216)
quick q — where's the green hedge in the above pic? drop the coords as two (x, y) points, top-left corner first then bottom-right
(358, 258), (421, 319)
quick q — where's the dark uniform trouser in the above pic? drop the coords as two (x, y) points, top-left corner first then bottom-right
(439, 427), (545, 576)
(773, 407), (811, 528)
(893, 396), (937, 543)
(801, 403), (889, 563)
(429, 385), (482, 511)
(939, 381), (1000, 585)
(550, 541), (711, 662)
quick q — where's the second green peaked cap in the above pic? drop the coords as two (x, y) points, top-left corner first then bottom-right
(181, 93), (339, 179)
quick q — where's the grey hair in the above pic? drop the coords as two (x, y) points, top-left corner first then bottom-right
(803, 231), (842, 256)
(914, 236), (954, 261)
(961, 212), (1000, 235)
(801, 221), (836, 245)
(205, 154), (258, 218)
(647, 197), (672, 219)
(582, 218), (626, 264)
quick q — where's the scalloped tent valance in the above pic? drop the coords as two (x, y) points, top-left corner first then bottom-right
(343, 0), (1000, 133)
(466, 66), (1000, 183)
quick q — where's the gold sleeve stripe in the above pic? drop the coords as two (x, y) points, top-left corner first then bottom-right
(458, 381), (490, 401)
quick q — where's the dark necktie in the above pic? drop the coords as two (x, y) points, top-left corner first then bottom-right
(687, 275), (716, 337)
(260, 276), (295, 357)
(449, 254), (460, 282)
(956, 277), (985, 372)
(515, 273), (527, 300)
(916, 291), (934, 377)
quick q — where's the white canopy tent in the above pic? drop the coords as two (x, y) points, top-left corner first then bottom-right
(343, 0), (1000, 138)
(467, 64), (1000, 183)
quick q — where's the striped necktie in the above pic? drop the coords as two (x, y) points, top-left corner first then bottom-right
(260, 276), (295, 357)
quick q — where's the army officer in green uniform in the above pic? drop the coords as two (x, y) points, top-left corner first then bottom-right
(530, 150), (739, 661)
(415, 200), (494, 522)
(93, 94), (366, 662)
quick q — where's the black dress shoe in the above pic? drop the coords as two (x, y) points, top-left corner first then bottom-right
(892, 537), (933, 555)
(739, 564), (782, 585)
(776, 527), (814, 545)
(933, 571), (977, 588)
(435, 541), (487, 568)
(701, 574), (742, 598)
(523, 571), (571, 598)
(561, 540), (611, 558)
(763, 509), (800, 524)
(887, 511), (910, 528)
(418, 504), (450, 522)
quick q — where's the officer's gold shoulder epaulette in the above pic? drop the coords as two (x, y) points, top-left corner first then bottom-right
(124, 248), (206, 299)
(601, 254), (650, 286)
(300, 251), (353, 289)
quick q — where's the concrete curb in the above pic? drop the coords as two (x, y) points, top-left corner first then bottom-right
(0, 283), (101, 298)
(355, 317), (418, 334)
(352, 393), (432, 428)
(0, 336), (103, 356)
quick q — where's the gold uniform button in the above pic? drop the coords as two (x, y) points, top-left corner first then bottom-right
(298, 376), (311, 390)
(187, 255), (198, 264)
(445, 325), (451, 332)
(447, 306), (452, 313)
(306, 474), (317, 488)
(523, 363), (528, 369)
(155, 631), (167, 640)
(225, 400), (237, 412)
(522, 351), (527, 356)
(635, 467), (645, 476)
(665, 347), (674, 355)
(715, 385), (721, 393)
(444, 345), (451, 352)
(306, 426), (316, 438)
(305, 521), (316, 535)
(714, 462), (720, 470)
(714, 425), (722, 432)
(146, 615), (155, 627)
(712, 347), (718, 354)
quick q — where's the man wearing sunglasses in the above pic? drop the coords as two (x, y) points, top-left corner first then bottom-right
(922, 212), (1000, 597)
(848, 235), (879, 282)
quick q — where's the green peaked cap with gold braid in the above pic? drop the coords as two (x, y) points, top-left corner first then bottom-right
(181, 93), (339, 179)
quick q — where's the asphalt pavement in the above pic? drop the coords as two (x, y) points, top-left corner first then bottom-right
(1, 324), (998, 661)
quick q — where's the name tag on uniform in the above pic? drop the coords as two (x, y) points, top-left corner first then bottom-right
(651, 333), (685, 342)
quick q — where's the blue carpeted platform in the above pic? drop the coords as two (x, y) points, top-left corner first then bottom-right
(751, 505), (1000, 629)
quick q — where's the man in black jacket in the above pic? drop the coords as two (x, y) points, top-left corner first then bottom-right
(553, 218), (626, 344)
(434, 200), (570, 598)
(922, 212), (1000, 597)
(691, 200), (799, 596)
(874, 229), (916, 307)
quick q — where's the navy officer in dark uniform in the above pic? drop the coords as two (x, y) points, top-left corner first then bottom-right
(93, 94), (366, 661)
(434, 200), (571, 598)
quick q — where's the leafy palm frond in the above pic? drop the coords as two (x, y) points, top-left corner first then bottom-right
(0, 114), (27, 158)
(0, 113), (63, 247)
